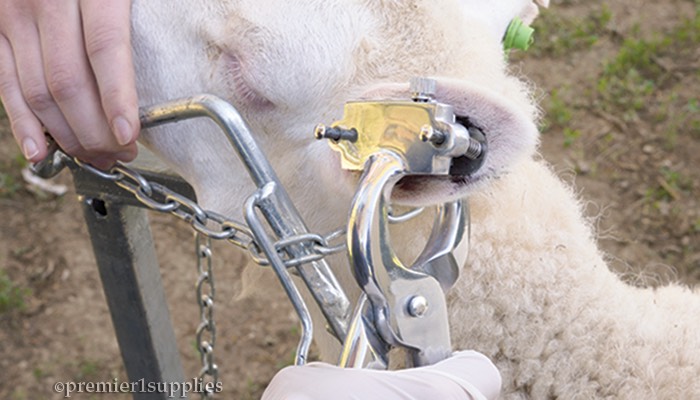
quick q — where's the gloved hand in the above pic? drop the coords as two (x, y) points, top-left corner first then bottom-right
(262, 350), (501, 400)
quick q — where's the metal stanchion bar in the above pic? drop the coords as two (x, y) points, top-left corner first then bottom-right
(74, 167), (190, 399)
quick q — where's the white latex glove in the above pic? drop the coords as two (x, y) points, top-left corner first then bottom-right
(261, 350), (501, 400)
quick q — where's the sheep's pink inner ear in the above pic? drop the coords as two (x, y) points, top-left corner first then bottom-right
(436, 82), (539, 176)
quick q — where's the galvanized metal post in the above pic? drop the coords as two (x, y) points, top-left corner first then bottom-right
(74, 167), (188, 399)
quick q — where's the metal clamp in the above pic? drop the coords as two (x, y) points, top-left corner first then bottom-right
(314, 77), (486, 177)
(316, 78), (482, 368)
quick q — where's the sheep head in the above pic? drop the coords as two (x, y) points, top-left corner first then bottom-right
(133, 0), (548, 219)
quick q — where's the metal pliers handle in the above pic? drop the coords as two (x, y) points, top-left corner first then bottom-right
(315, 78), (485, 368)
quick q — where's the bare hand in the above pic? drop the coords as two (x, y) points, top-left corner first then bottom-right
(0, 0), (139, 169)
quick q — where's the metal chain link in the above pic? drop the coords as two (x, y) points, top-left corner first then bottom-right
(73, 158), (348, 267)
(195, 233), (218, 399)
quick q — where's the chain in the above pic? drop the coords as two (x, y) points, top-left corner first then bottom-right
(72, 158), (348, 267)
(195, 234), (218, 399)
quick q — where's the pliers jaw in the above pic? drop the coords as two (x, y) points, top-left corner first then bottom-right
(317, 78), (482, 368)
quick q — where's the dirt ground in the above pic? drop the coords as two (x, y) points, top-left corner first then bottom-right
(0, 1), (698, 399)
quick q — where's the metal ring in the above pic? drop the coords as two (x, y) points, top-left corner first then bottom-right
(74, 158), (123, 181)
(116, 166), (154, 197)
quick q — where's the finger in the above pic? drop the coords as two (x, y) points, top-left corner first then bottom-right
(4, 14), (85, 157)
(88, 155), (120, 171)
(80, 0), (140, 147)
(0, 34), (47, 162)
(36, 1), (130, 158)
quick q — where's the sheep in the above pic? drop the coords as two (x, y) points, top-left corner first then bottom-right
(128, 0), (700, 398)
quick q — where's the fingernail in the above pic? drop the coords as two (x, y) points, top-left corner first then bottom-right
(90, 156), (116, 170)
(113, 116), (134, 146)
(22, 137), (40, 160)
(116, 150), (136, 162)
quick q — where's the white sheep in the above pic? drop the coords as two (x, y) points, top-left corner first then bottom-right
(128, 0), (700, 398)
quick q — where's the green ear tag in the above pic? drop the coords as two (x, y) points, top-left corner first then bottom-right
(504, 17), (534, 51)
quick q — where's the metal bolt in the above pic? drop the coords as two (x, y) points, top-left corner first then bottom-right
(410, 77), (437, 102)
(407, 295), (429, 318)
(464, 138), (483, 160)
(314, 124), (328, 140)
(419, 125), (446, 146)
(464, 126), (486, 160)
(314, 124), (358, 142)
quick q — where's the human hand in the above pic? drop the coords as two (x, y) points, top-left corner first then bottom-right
(0, 0), (139, 169)
(262, 350), (501, 400)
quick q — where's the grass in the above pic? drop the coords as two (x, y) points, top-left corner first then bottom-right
(530, 6), (612, 57)
(660, 167), (692, 191)
(603, 34), (667, 79)
(0, 267), (29, 315)
(595, 25), (664, 115)
(596, 9), (700, 117)
(10, 389), (28, 400)
(0, 170), (21, 198)
(75, 359), (103, 381)
(562, 127), (581, 148)
(688, 99), (700, 113)
(541, 89), (573, 133)
(0, 154), (28, 199)
(583, 5), (700, 183)
(597, 69), (655, 117)
(687, 98), (700, 139)
(33, 367), (47, 380)
(275, 350), (296, 370)
(645, 167), (692, 203)
(275, 324), (301, 369)
(241, 378), (263, 400)
(530, 3), (700, 150)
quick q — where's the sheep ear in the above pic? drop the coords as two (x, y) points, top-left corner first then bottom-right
(534, 0), (550, 7)
(434, 79), (539, 180)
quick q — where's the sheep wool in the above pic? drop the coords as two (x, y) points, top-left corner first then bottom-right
(451, 159), (700, 399)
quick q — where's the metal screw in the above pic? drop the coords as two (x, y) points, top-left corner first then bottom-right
(464, 138), (483, 160)
(464, 126), (486, 160)
(407, 295), (429, 318)
(314, 124), (328, 140)
(410, 77), (437, 102)
(314, 124), (358, 142)
(419, 125), (446, 146)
